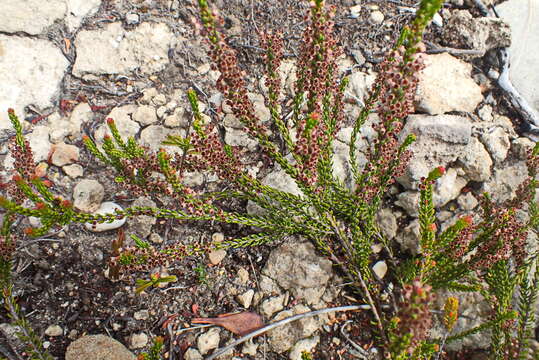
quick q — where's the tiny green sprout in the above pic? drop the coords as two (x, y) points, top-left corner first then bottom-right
(132, 234), (150, 249)
(194, 263), (208, 285)
(301, 351), (313, 360)
(135, 273), (177, 294)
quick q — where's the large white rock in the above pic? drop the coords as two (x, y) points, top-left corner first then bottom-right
(72, 22), (175, 77)
(416, 53), (483, 115)
(0, 0), (66, 35)
(497, 0), (539, 120)
(0, 35), (69, 133)
(66, 0), (102, 32)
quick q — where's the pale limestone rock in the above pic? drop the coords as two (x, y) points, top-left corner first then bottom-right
(65, 335), (135, 360)
(0, 36), (69, 133)
(0, 0), (66, 35)
(417, 53), (483, 115)
(73, 22), (174, 76)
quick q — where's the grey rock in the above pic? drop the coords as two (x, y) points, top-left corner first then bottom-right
(0, 0), (66, 35)
(129, 196), (157, 239)
(262, 241), (332, 305)
(73, 179), (105, 213)
(66, 0), (102, 32)
(481, 127), (511, 163)
(432, 168), (467, 207)
(443, 10), (511, 57)
(416, 53), (483, 115)
(197, 327), (220, 355)
(477, 104), (493, 122)
(268, 305), (324, 353)
(133, 105), (158, 126)
(249, 92), (271, 123)
(459, 137), (492, 182)
(224, 128), (258, 151)
(84, 202), (127, 232)
(395, 191), (419, 217)
(376, 208), (398, 239)
(152, 94), (167, 106)
(332, 139), (367, 187)
(258, 275), (281, 295)
(497, 0), (539, 120)
(289, 336), (320, 360)
(457, 192), (478, 211)
(512, 137), (536, 160)
(128, 197), (156, 239)
(350, 5), (362, 19)
(0, 36), (69, 133)
(395, 219), (420, 254)
(399, 114), (472, 188)
(156, 106), (167, 119)
(73, 22), (174, 76)
(482, 161), (528, 203)
(65, 334), (135, 360)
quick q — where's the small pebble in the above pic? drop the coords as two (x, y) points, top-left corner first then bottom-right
(63, 164), (83, 178)
(84, 201), (126, 232)
(349, 4), (362, 18)
(129, 332), (149, 349)
(45, 324), (63, 337)
(372, 261), (388, 280)
(197, 328), (220, 355)
(208, 249), (226, 265)
(126, 12), (140, 25)
(370, 10), (384, 24)
(134, 310), (150, 320)
(237, 289), (255, 309)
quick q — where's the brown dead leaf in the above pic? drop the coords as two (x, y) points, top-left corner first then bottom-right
(64, 38), (71, 53)
(192, 312), (264, 336)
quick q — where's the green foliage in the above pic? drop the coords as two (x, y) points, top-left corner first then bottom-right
(193, 263), (208, 285)
(0, 0), (538, 359)
(135, 273), (178, 294)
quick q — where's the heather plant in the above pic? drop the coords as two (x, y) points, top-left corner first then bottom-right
(1, 0), (538, 358)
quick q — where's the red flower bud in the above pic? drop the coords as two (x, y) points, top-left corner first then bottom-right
(8, 108), (15, 115)
(106, 118), (114, 125)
